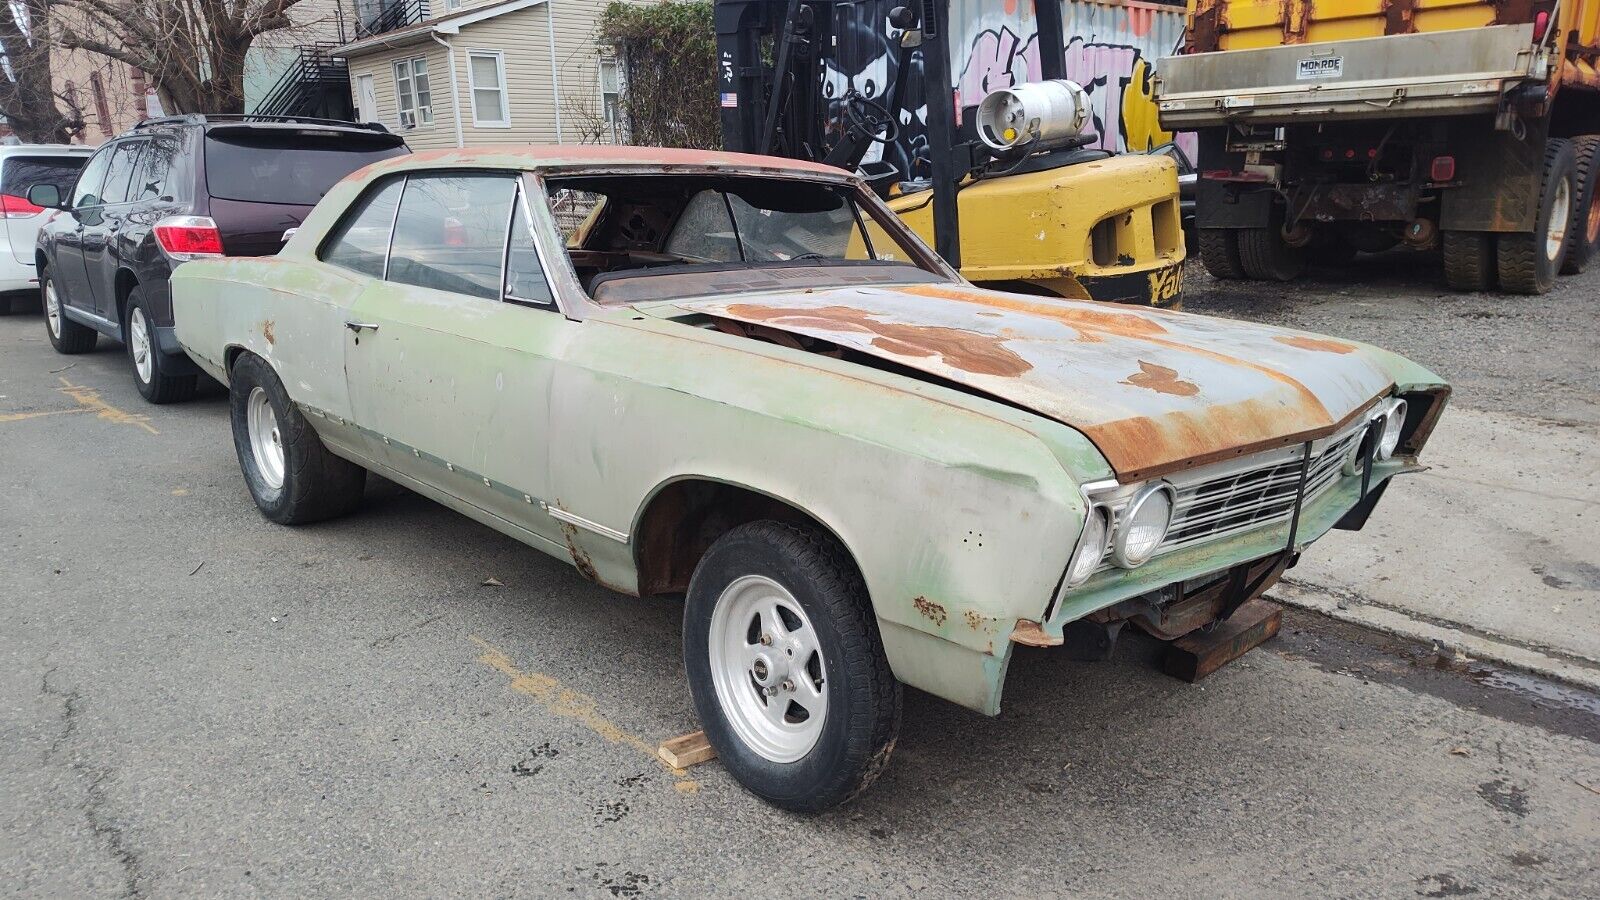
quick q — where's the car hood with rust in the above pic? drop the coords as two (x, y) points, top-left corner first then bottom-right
(662, 282), (1416, 482)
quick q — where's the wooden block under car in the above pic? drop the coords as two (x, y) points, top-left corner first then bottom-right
(1163, 597), (1283, 683)
(658, 730), (717, 769)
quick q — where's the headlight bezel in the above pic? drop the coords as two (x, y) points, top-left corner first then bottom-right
(1376, 398), (1408, 460)
(1065, 504), (1110, 587)
(1112, 482), (1176, 568)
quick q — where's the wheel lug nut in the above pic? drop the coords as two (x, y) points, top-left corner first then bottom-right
(780, 678), (795, 693)
(759, 633), (773, 646)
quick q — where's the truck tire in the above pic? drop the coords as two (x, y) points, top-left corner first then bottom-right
(1497, 138), (1576, 294)
(684, 520), (901, 813)
(1237, 221), (1307, 281)
(1560, 135), (1600, 275)
(1442, 231), (1496, 292)
(1197, 228), (1247, 279)
(229, 352), (366, 525)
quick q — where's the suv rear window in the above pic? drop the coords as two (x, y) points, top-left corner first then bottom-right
(1, 156), (87, 198)
(204, 132), (407, 206)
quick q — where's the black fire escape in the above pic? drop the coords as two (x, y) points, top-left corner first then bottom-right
(254, 1), (431, 120)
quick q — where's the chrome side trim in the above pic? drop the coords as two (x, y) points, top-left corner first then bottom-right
(61, 303), (120, 336)
(542, 503), (629, 543)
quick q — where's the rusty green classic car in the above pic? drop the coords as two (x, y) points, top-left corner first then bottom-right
(172, 146), (1448, 811)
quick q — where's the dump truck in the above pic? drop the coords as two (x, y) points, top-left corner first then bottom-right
(1154, 2), (1600, 294)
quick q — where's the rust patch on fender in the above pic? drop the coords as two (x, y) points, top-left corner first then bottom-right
(1122, 361), (1200, 396)
(964, 609), (983, 630)
(1275, 335), (1355, 354)
(557, 520), (600, 582)
(912, 596), (948, 627)
(723, 304), (1032, 377)
(262, 320), (276, 345)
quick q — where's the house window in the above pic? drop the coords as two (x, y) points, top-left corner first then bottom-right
(598, 59), (622, 143)
(393, 56), (433, 129)
(467, 50), (510, 128)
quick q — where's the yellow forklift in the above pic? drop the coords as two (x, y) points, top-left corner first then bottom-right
(714, 0), (1186, 306)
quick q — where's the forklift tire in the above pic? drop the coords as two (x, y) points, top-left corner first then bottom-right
(1560, 135), (1600, 275)
(1497, 138), (1576, 294)
(1197, 228), (1247, 279)
(1441, 231), (1496, 292)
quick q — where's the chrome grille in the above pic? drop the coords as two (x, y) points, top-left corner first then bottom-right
(1162, 427), (1363, 553)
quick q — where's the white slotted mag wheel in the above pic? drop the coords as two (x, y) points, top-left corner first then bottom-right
(707, 574), (828, 763)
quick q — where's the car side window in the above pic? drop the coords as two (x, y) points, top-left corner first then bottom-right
(319, 178), (405, 278)
(504, 188), (555, 306)
(130, 138), (178, 202)
(69, 147), (115, 209)
(386, 174), (518, 300)
(98, 140), (146, 206)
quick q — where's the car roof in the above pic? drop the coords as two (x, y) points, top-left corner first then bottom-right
(362, 145), (857, 181)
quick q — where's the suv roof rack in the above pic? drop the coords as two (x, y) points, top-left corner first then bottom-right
(134, 114), (391, 134)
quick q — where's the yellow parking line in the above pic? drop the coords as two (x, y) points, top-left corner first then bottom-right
(0, 407), (88, 424)
(471, 636), (701, 793)
(56, 377), (158, 435)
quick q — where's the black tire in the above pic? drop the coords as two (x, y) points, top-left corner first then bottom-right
(1237, 213), (1307, 281)
(229, 353), (366, 525)
(125, 286), (197, 404)
(684, 520), (901, 813)
(1442, 231), (1496, 291)
(41, 266), (97, 354)
(1560, 134), (1600, 275)
(1497, 137), (1576, 294)
(1196, 227), (1246, 279)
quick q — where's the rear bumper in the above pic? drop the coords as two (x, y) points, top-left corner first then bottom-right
(0, 253), (38, 293)
(1156, 25), (1542, 129)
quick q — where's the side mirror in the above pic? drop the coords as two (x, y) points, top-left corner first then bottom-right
(27, 183), (63, 209)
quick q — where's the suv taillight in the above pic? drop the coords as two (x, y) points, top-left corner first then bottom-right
(153, 216), (225, 259)
(1, 193), (45, 218)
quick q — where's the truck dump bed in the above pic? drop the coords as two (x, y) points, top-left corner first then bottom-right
(1159, 0), (1600, 128)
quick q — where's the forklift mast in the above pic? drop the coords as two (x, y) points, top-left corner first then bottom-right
(714, 0), (1077, 266)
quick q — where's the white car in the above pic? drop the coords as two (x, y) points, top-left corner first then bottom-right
(0, 144), (94, 307)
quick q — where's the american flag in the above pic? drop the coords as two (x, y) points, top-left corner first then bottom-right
(720, 92), (738, 108)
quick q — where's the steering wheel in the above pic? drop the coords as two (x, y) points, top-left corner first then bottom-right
(843, 91), (900, 146)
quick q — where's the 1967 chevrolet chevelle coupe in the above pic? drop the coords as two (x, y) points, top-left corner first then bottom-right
(172, 146), (1448, 811)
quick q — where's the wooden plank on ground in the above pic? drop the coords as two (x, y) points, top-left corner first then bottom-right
(658, 730), (717, 769)
(1163, 597), (1283, 683)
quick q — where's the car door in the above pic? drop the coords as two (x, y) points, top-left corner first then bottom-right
(343, 171), (571, 542)
(51, 145), (114, 317)
(80, 138), (145, 324)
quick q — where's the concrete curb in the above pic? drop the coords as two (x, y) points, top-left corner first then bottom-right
(1269, 579), (1600, 695)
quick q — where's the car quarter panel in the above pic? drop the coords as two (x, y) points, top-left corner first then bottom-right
(171, 257), (370, 456)
(547, 309), (1109, 714)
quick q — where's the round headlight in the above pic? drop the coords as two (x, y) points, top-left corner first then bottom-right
(1114, 484), (1174, 568)
(1377, 400), (1407, 459)
(1066, 506), (1109, 586)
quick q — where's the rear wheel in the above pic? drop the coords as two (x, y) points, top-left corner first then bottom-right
(1196, 228), (1246, 279)
(126, 286), (197, 404)
(1237, 214), (1307, 281)
(229, 353), (366, 525)
(1442, 231), (1496, 292)
(42, 266), (97, 354)
(684, 520), (900, 813)
(1497, 137), (1576, 294)
(1560, 134), (1600, 275)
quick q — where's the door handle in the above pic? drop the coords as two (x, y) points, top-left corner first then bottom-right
(345, 321), (379, 333)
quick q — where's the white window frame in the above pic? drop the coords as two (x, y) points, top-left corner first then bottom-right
(466, 49), (511, 129)
(393, 55), (434, 130)
(598, 58), (622, 143)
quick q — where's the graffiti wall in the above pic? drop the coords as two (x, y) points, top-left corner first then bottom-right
(951, 0), (1193, 156)
(819, 0), (1192, 179)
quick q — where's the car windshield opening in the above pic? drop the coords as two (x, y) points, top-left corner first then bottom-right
(543, 173), (945, 304)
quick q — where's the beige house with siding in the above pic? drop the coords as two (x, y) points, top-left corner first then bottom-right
(337, 0), (624, 149)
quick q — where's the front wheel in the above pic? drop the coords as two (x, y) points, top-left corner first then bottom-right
(229, 352), (366, 525)
(42, 267), (97, 354)
(684, 521), (901, 812)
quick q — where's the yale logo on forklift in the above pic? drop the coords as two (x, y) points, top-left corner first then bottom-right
(1148, 263), (1184, 307)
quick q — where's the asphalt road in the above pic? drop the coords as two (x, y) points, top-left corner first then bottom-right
(3, 263), (1599, 897)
